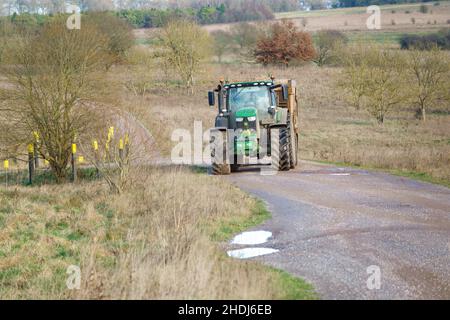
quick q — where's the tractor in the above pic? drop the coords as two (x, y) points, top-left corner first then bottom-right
(208, 78), (299, 175)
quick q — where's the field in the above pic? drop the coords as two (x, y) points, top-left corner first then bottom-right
(187, 1), (450, 46)
(133, 3), (450, 52)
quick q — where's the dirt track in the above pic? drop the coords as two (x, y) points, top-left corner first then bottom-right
(228, 161), (450, 300)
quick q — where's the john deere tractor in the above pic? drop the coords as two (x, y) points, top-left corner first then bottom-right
(208, 78), (299, 175)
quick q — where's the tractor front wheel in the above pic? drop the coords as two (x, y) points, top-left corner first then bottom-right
(211, 131), (231, 176)
(271, 127), (290, 172)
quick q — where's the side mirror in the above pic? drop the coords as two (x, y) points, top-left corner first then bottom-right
(208, 91), (215, 107)
(282, 85), (289, 101)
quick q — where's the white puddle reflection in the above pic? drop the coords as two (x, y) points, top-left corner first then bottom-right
(227, 248), (279, 260)
(231, 231), (272, 245)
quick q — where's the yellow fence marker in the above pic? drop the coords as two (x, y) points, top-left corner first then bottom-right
(93, 140), (98, 151)
(72, 143), (77, 154)
(28, 144), (34, 154)
(108, 127), (115, 142)
(4, 159), (9, 187)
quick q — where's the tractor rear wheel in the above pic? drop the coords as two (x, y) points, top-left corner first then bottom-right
(271, 127), (290, 172)
(211, 130), (231, 175)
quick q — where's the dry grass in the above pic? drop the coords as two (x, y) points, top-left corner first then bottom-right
(0, 167), (315, 299)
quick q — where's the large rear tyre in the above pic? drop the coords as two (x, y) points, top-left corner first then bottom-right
(211, 131), (231, 175)
(271, 127), (290, 172)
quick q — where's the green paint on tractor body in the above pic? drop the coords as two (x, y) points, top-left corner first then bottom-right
(235, 108), (258, 156)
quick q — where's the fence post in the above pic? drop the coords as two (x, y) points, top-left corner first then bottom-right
(124, 133), (129, 159)
(4, 160), (9, 187)
(28, 144), (34, 185)
(93, 140), (99, 178)
(33, 132), (39, 168)
(71, 143), (77, 183)
(119, 138), (124, 163)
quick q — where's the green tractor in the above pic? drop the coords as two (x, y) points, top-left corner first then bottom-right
(208, 78), (299, 175)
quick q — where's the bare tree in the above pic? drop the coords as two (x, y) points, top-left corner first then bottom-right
(157, 19), (211, 94)
(211, 30), (232, 63)
(0, 18), (110, 181)
(340, 46), (406, 124)
(406, 48), (450, 121)
(314, 30), (348, 67)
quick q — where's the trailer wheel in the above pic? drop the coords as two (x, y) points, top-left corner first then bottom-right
(271, 127), (290, 172)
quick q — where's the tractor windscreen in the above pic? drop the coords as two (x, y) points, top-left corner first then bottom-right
(228, 86), (271, 114)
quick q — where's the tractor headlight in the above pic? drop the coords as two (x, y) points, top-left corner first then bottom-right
(248, 116), (256, 122)
(236, 118), (244, 122)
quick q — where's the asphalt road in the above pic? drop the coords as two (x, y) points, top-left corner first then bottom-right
(228, 161), (450, 300)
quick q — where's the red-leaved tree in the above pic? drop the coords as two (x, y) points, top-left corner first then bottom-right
(255, 20), (316, 66)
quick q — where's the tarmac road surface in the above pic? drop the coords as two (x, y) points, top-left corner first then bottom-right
(228, 161), (450, 300)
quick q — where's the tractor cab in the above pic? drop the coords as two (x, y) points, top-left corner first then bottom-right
(225, 82), (276, 126)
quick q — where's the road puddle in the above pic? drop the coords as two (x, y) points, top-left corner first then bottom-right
(231, 231), (272, 245)
(227, 248), (279, 260)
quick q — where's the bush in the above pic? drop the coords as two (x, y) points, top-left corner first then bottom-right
(211, 30), (233, 62)
(85, 13), (134, 68)
(419, 4), (429, 14)
(255, 20), (316, 66)
(339, 46), (406, 124)
(400, 29), (450, 50)
(314, 30), (348, 66)
(157, 20), (211, 93)
(230, 22), (264, 57)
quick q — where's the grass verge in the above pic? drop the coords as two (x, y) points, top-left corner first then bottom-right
(0, 166), (317, 300)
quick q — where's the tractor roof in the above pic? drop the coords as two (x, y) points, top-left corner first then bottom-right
(224, 81), (273, 89)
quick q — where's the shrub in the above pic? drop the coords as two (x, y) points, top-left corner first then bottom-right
(0, 18), (110, 181)
(85, 13), (134, 68)
(405, 48), (450, 121)
(419, 4), (429, 14)
(211, 30), (232, 62)
(400, 29), (450, 50)
(339, 46), (406, 124)
(255, 20), (316, 67)
(314, 30), (348, 66)
(157, 20), (211, 93)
